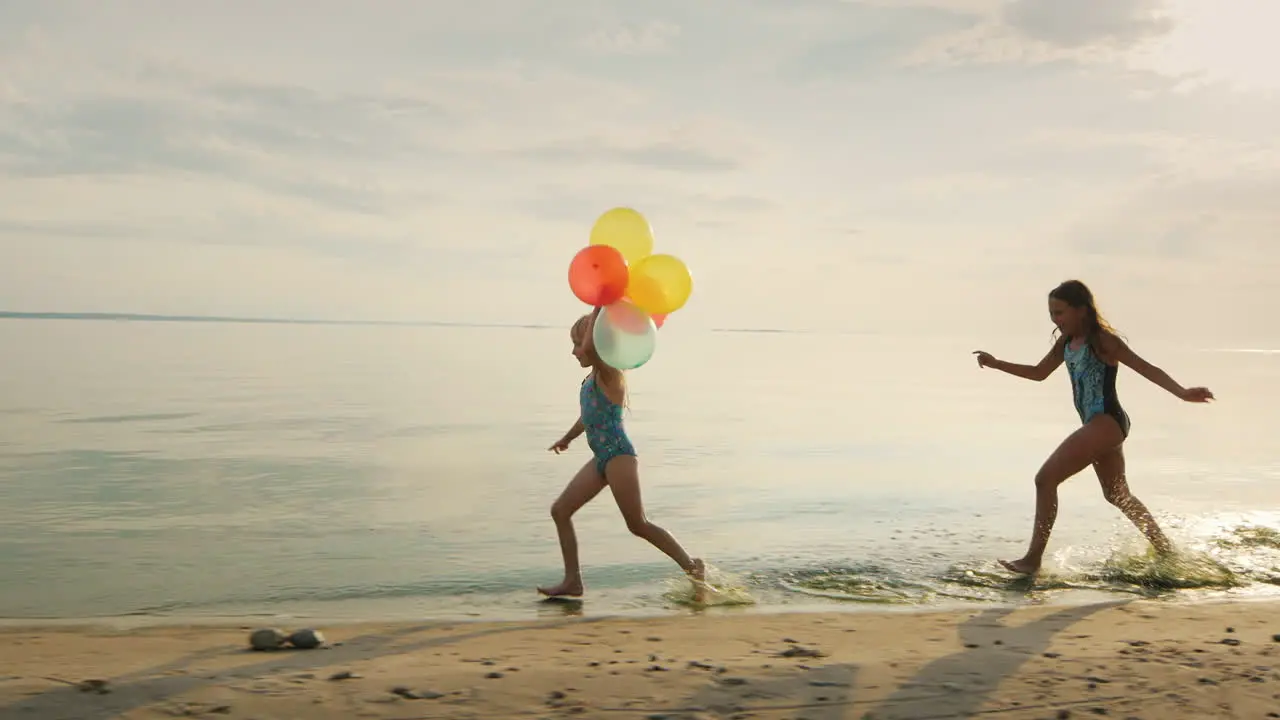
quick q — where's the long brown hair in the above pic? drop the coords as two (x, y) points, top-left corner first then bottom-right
(1049, 280), (1121, 356)
(572, 313), (629, 409)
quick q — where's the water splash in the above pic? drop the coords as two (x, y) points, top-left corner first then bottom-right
(661, 562), (757, 608)
(1084, 547), (1241, 591)
(769, 521), (1279, 607)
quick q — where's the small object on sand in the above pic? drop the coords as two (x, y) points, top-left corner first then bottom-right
(778, 645), (825, 658)
(1272, 634), (1280, 643)
(249, 628), (287, 652)
(328, 671), (360, 681)
(391, 686), (419, 699)
(76, 679), (110, 695)
(288, 628), (326, 650)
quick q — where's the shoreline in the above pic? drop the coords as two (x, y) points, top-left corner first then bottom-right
(2, 583), (1278, 632)
(3, 598), (1279, 719)
(0, 579), (1274, 630)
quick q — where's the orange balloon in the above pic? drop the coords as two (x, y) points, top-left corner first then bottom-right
(568, 245), (628, 306)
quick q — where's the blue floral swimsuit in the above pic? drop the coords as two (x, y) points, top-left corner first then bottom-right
(1064, 337), (1131, 438)
(580, 373), (635, 477)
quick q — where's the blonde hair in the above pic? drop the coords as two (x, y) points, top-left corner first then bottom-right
(572, 312), (629, 408)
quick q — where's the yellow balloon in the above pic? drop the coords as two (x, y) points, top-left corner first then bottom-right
(626, 254), (693, 315)
(589, 207), (653, 266)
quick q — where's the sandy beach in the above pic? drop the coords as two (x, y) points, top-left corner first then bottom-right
(2, 599), (1279, 720)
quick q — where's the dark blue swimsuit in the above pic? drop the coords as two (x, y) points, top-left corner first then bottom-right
(580, 373), (636, 477)
(1064, 337), (1131, 438)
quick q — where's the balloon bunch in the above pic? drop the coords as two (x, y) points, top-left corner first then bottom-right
(567, 207), (693, 371)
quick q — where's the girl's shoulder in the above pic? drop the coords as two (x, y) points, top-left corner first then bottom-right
(594, 368), (627, 407)
(1093, 330), (1125, 360)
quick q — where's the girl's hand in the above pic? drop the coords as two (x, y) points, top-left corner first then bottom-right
(973, 351), (996, 368)
(548, 438), (571, 454)
(1179, 386), (1215, 403)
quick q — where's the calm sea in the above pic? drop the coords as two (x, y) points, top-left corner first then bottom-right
(1, 319), (1277, 624)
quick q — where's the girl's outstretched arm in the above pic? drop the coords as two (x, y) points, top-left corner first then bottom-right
(550, 417), (585, 453)
(563, 417), (585, 441)
(1102, 334), (1215, 402)
(582, 306), (604, 354)
(973, 335), (1066, 382)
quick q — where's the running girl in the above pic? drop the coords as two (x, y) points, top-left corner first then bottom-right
(973, 280), (1214, 575)
(538, 307), (708, 601)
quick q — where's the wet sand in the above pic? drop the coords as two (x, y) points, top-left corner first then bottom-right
(2, 599), (1279, 719)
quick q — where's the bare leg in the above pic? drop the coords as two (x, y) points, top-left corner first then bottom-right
(537, 461), (606, 597)
(1000, 416), (1125, 576)
(604, 455), (708, 602)
(1093, 446), (1175, 556)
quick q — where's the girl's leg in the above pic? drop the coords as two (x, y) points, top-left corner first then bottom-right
(537, 460), (607, 597)
(604, 455), (708, 600)
(1000, 416), (1125, 576)
(1092, 446), (1175, 555)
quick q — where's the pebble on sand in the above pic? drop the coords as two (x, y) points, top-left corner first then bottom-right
(288, 628), (326, 650)
(249, 628), (287, 652)
(76, 679), (110, 695)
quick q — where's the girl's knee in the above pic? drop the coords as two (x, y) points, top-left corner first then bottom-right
(1033, 468), (1062, 489)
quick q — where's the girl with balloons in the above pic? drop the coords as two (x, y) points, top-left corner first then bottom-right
(538, 208), (710, 603)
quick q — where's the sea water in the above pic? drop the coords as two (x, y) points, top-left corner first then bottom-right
(1, 319), (1277, 624)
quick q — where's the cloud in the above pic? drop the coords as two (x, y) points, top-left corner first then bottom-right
(1067, 171), (1280, 260)
(897, 0), (1175, 70)
(0, 0), (1275, 336)
(1001, 0), (1173, 48)
(580, 21), (682, 56)
(776, 3), (983, 80)
(509, 130), (748, 173)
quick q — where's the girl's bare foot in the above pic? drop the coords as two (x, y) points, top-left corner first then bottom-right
(537, 578), (584, 597)
(689, 558), (709, 604)
(999, 557), (1040, 576)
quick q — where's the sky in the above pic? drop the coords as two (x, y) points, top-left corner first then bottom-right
(1, 0), (1277, 341)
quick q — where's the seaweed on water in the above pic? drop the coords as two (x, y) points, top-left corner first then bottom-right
(1214, 524), (1280, 551)
(1086, 549), (1241, 591)
(777, 566), (930, 604)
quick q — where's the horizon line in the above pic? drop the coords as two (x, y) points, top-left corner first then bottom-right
(0, 310), (814, 335)
(0, 310), (557, 330)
